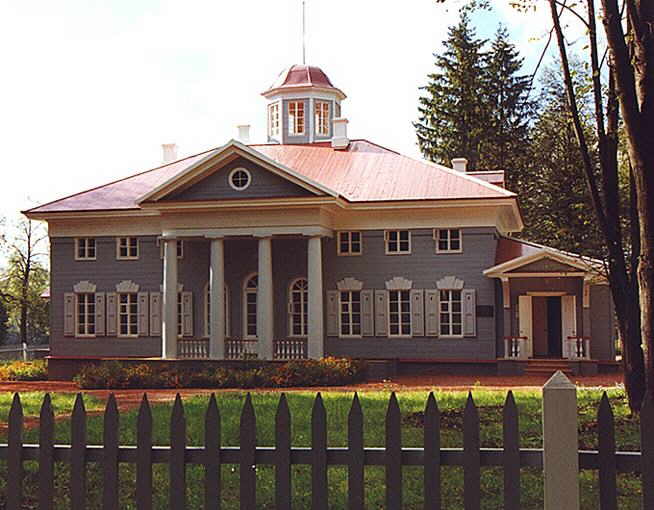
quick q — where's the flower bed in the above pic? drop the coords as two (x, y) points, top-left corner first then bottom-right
(0, 360), (48, 381)
(74, 357), (367, 389)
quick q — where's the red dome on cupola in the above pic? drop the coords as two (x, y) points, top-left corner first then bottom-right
(262, 64), (346, 99)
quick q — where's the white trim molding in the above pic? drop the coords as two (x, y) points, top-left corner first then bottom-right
(73, 281), (97, 293)
(116, 280), (140, 293)
(385, 276), (413, 290)
(337, 277), (363, 291)
(436, 276), (464, 290)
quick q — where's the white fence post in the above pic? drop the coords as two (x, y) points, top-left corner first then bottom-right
(542, 370), (579, 510)
(22, 342), (27, 361)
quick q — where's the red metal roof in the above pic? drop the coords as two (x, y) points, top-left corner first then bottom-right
(26, 140), (514, 214)
(262, 64), (345, 98)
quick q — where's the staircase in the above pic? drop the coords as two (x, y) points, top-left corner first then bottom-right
(524, 358), (573, 377)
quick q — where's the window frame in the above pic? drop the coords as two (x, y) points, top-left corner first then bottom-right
(337, 231), (363, 256)
(243, 273), (258, 339)
(228, 167), (252, 191)
(116, 237), (139, 260)
(314, 100), (330, 137)
(439, 289), (464, 338)
(75, 238), (96, 261)
(384, 230), (412, 255)
(435, 228), (463, 253)
(338, 290), (362, 338)
(288, 277), (308, 338)
(288, 100), (305, 136)
(204, 283), (230, 338)
(388, 289), (412, 338)
(268, 102), (280, 137)
(117, 292), (139, 338)
(75, 292), (96, 337)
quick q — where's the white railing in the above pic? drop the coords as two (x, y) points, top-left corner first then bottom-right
(178, 339), (209, 359)
(504, 336), (527, 359)
(0, 344), (50, 361)
(225, 338), (259, 360)
(567, 336), (591, 360)
(273, 339), (308, 360)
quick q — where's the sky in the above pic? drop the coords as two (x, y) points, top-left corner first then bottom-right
(0, 0), (564, 225)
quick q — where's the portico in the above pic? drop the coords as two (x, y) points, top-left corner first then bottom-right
(160, 227), (330, 360)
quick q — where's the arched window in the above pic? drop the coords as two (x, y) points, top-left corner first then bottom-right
(204, 284), (230, 338)
(288, 278), (308, 337)
(243, 274), (258, 339)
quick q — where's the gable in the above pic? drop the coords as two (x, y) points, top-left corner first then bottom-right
(508, 257), (582, 273)
(165, 157), (318, 202)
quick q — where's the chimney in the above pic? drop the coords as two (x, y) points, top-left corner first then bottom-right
(162, 143), (178, 163)
(451, 158), (468, 172)
(331, 117), (349, 149)
(236, 124), (251, 144)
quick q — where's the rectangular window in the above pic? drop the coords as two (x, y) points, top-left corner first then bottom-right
(245, 290), (257, 338)
(385, 230), (411, 254)
(436, 229), (462, 253)
(117, 237), (139, 260)
(159, 240), (184, 259)
(288, 101), (305, 135)
(337, 231), (362, 256)
(76, 293), (96, 336)
(118, 293), (138, 337)
(339, 291), (362, 337)
(388, 290), (411, 337)
(315, 101), (330, 136)
(75, 238), (96, 260)
(268, 102), (280, 137)
(439, 290), (463, 337)
(177, 292), (183, 338)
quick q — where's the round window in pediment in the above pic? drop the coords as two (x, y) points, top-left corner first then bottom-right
(228, 167), (251, 191)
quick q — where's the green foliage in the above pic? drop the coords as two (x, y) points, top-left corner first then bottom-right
(74, 357), (367, 390)
(0, 360), (47, 381)
(0, 300), (8, 345)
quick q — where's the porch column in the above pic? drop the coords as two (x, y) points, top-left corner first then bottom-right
(162, 239), (178, 359)
(209, 238), (225, 359)
(257, 236), (274, 360)
(307, 235), (324, 359)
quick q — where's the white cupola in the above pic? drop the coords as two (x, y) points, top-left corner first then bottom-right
(261, 64), (346, 145)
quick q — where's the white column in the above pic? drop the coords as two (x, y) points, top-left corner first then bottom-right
(543, 370), (579, 510)
(162, 239), (178, 359)
(209, 238), (225, 359)
(257, 236), (274, 360)
(307, 236), (324, 359)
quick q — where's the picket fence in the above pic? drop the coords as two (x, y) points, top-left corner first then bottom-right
(0, 376), (653, 510)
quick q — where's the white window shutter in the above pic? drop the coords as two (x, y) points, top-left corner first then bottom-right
(361, 290), (374, 336)
(425, 290), (439, 337)
(137, 292), (149, 337)
(326, 290), (339, 337)
(106, 292), (117, 336)
(150, 292), (162, 336)
(182, 291), (193, 337)
(95, 293), (106, 336)
(64, 293), (75, 337)
(411, 289), (425, 337)
(374, 290), (389, 337)
(462, 289), (477, 337)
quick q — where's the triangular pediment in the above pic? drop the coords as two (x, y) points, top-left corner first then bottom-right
(138, 140), (336, 204)
(507, 257), (582, 274)
(484, 246), (601, 278)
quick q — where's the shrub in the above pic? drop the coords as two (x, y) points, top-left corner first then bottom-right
(74, 358), (366, 390)
(0, 360), (48, 381)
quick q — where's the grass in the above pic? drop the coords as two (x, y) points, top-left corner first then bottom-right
(0, 387), (643, 509)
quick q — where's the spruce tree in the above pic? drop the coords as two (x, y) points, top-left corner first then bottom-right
(415, 12), (488, 168)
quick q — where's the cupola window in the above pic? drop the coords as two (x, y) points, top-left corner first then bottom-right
(268, 103), (280, 137)
(315, 101), (330, 136)
(228, 168), (251, 191)
(288, 101), (305, 135)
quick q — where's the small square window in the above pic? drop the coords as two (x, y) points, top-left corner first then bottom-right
(337, 231), (362, 256)
(117, 237), (139, 260)
(385, 230), (411, 254)
(435, 229), (463, 253)
(75, 238), (96, 260)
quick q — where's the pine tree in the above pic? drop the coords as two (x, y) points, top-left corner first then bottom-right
(414, 12), (488, 168)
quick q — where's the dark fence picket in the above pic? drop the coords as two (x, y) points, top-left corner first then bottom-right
(205, 393), (221, 510)
(598, 392), (617, 510)
(423, 392), (441, 510)
(170, 394), (187, 510)
(38, 393), (55, 510)
(7, 394), (23, 510)
(347, 393), (364, 510)
(641, 396), (654, 510)
(311, 393), (328, 510)
(502, 391), (520, 510)
(103, 394), (120, 510)
(136, 394), (153, 510)
(71, 393), (87, 510)
(463, 392), (481, 510)
(385, 392), (402, 510)
(240, 393), (256, 510)
(275, 393), (291, 510)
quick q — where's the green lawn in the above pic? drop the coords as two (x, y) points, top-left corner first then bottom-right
(0, 388), (643, 509)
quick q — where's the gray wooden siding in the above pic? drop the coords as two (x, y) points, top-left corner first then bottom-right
(589, 285), (616, 360)
(168, 157), (315, 202)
